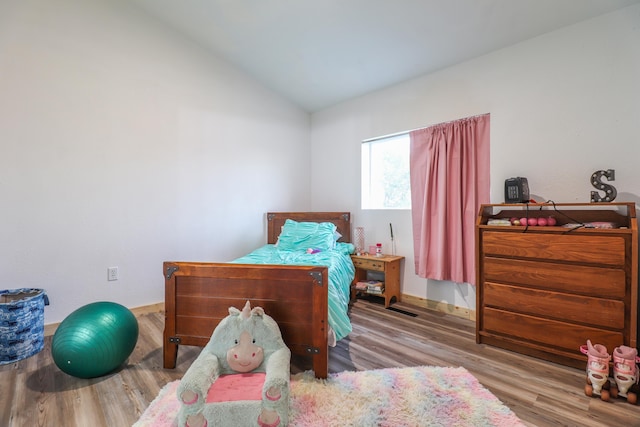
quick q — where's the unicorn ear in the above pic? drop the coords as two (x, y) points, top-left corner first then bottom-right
(228, 306), (241, 316)
(251, 306), (264, 317)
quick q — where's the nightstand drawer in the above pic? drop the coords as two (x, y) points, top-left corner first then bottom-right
(351, 258), (385, 271)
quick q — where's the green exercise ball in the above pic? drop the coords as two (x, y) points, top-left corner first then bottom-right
(52, 301), (138, 378)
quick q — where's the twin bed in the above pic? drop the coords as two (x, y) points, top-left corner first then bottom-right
(163, 212), (354, 378)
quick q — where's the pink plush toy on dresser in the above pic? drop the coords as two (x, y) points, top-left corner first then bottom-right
(177, 301), (291, 427)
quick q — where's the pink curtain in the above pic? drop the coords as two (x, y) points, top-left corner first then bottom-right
(409, 114), (490, 285)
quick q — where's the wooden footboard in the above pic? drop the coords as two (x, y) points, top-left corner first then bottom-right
(163, 261), (330, 378)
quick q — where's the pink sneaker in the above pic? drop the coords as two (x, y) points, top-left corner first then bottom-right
(579, 340), (611, 401)
(611, 345), (640, 403)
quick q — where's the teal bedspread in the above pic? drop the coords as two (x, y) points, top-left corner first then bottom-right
(232, 242), (355, 342)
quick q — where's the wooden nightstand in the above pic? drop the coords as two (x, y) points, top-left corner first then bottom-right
(351, 254), (404, 308)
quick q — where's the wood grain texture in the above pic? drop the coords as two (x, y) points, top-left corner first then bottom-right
(1, 300), (639, 427)
(163, 261), (329, 377)
(477, 203), (638, 369)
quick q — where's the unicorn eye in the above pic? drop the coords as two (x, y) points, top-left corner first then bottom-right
(252, 339), (256, 344)
(234, 339), (238, 345)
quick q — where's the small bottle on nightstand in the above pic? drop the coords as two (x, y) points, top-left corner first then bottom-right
(375, 243), (382, 257)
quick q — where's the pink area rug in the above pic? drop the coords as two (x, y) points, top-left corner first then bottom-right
(134, 365), (525, 427)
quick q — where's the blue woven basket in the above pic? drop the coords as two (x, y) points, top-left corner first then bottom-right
(0, 288), (49, 365)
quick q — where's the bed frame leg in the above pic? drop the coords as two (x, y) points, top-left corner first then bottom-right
(163, 342), (178, 369)
(313, 351), (328, 379)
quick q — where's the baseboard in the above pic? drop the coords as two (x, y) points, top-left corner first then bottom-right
(401, 293), (476, 322)
(44, 302), (165, 337)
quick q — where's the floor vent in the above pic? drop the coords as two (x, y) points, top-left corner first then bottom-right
(386, 306), (418, 317)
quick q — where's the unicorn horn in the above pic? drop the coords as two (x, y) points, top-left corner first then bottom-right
(241, 301), (252, 319)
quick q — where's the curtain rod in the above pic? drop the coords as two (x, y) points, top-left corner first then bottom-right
(362, 112), (489, 143)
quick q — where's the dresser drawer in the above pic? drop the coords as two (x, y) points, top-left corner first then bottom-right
(483, 282), (625, 329)
(351, 258), (385, 272)
(482, 232), (626, 267)
(483, 257), (626, 298)
(482, 307), (623, 354)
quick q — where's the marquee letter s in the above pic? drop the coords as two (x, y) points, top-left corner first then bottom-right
(590, 169), (617, 202)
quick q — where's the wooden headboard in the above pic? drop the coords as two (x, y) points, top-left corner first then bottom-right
(266, 212), (352, 244)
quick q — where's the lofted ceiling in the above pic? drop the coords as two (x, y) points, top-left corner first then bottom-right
(130, 0), (640, 112)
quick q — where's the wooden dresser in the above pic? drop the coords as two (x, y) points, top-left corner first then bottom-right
(476, 202), (638, 369)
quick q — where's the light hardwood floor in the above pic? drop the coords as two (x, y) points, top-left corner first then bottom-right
(1, 298), (639, 426)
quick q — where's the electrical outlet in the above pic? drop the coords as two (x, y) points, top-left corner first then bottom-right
(107, 267), (119, 281)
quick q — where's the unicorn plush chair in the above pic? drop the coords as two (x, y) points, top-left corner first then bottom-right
(177, 301), (291, 427)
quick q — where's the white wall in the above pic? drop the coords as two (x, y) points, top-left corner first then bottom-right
(310, 5), (640, 312)
(3, 1), (637, 325)
(0, 0), (311, 324)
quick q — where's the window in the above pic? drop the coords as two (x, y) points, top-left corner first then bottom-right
(361, 133), (411, 209)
